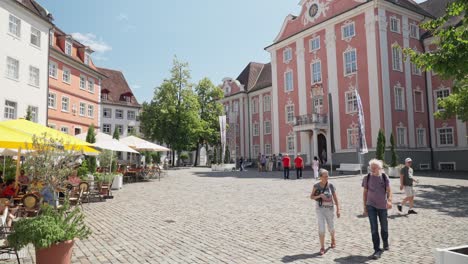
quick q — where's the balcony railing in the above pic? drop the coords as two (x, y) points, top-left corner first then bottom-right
(294, 114), (328, 126)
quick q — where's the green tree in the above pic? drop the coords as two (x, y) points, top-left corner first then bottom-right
(112, 128), (120, 140)
(85, 124), (97, 173)
(376, 129), (386, 161)
(25, 106), (32, 121)
(389, 133), (398, 167)
(193, 78), (224, 166)
(404, 0), (468, 121)
(140, 57), (201, 166)
(213, 147), (218, 164)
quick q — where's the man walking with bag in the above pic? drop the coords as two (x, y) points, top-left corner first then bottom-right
(398, 158), (419, 214)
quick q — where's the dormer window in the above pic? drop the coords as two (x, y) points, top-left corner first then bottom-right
(120, 95), (132, 103)
(49, 29), (54, 46)
(84, 52), (90, 65)
(65, 40), (72, 56)
(101, 93), (108, 101)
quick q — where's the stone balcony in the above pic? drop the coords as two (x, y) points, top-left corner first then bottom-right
(293, 113), (328, 132)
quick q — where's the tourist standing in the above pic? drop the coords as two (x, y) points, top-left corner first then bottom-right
(398, 158), (419, 214)
(294, 154), (304, 179)
(277, 153), (283, 171)
(321, 149), (327, 164)
(310, 169), (340, 255)
(362, 159), (392, 259)
(272, 154), (277, 171)
(312, 156), (320, 180)
(261, 155), (267, 172)
(239, 156), (244, 171)
(282, 154), (290, 179)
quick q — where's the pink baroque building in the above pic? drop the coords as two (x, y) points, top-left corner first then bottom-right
(47, 27), (106, 135)
(222, 0), (467, 170)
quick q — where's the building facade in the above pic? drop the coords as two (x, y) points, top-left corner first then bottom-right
(0, 0), (53, 125)
(47, 27), (106, 135)
(221, 0), (467, 170)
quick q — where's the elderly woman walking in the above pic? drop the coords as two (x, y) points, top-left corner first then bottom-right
(310, 169), (340, 255)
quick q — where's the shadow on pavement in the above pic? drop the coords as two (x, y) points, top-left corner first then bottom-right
(334, 255), (371, 263)
(192, 170), (361, 180)
(388, 214), (408, 219)
(415, 184), (468, 217)
(281, 251), (325, 263)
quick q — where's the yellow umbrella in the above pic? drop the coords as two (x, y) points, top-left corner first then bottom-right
(0, 119), (98, 154)
(0, 125), (35, 149)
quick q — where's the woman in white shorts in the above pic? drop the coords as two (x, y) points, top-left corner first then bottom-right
(310, 169), (340, 255)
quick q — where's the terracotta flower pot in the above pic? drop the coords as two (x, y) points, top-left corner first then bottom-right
(36, 240), (74, 264)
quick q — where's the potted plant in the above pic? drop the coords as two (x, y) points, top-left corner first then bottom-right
(7, 202), (91, 264)
(16, 134), (92, 264)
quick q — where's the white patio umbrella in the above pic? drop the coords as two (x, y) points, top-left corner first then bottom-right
(120, 136), (170, 152)
(0, 148), (33, 176)
(76, 132), (139, 172)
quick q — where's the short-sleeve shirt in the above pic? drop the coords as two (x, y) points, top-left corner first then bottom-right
(294, 157), (303, 168)
(400, 166), (414, 186)
(313, 182), (335, 208)
(282, 157), (290, 168)
(362, 174), (390, 209)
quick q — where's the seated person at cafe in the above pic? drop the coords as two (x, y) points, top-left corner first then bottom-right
(67, 170), (81, 186)
(1, 180), (17, 198)
(40, 185), (55, 205)
(18, 169), (30, 193)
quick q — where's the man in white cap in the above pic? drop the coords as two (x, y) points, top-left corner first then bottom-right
(398, 158), (419, 214)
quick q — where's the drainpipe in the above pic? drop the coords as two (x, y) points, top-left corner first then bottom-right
(421, 40), (435, 170)
(246, 92), (251, 160)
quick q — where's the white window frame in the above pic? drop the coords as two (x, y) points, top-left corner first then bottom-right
(79, 102), (85, 116)
(60, 126), (69, 134)
(79, 75), (86, 90)
(392, 45), (403, 71)
(390, 17), (401, 33)
(345, 91), (358, 114)
(103, 108), (111, 118)
(416, 128), (426, 148)
(29, 66), (40, 87)
(115, 109), (123, 119)
(65, 41), (72, 56)
(283, 47), (292, 63)
(103, 124), (111, 134)
(309, 36), (320, 52)
(116, 125), (123, 135)
(397, 127), (407, 147)
(253, 145), (260, 157)
(87, 105), (94, 118)
(233, 101), (239, 112)
(341, 22), (356, 39)
(48, 93), (56, 109)
(264, 120), (271, 135)
(84, 52), (90, 65)
(48, 123), (56, 129)
(6, 57), (19, 80)
(88, 78), (95, 93)
(285, 104), (295, 124)
(127, 110), (136, 120)
(435, 88), (450, 111)
(127, 126), (134, 134)
(347, 128), (359, 149)
(49, 30), (54, 46)
(343, 49), (357, 76)
(61, 96), (69, 112)
(62, 67), (71, 84)
(284, 70), (294, 92)
(286, 135), (295, 154)
(265, 144), (272, 155)
(251, 99), (258, 114)
(29, 106), (38, 122)
(311, 61), (322, 84)
(4, 100), (17, 119)
(438, 162), (456, 171)
(101, 93), (108, 101)
(394, 85), (405, 111)
(409, 23), (419, 39)
(437, 127), (454, 147)
(49, 61), (57, 78)
(8, 14), (21, 38)
(414, 90), (424, 113)
(30, 27), (41, 47)
(411, 63), (422, 75)
(263, 95), (271, 112)
(253, 123), (259, 136)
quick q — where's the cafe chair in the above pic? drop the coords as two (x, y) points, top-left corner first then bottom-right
(19, 193), (40, 217)
(0, 207), (20, 264)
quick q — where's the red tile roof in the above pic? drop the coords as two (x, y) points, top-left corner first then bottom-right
(14, 0), (53, 23)
(97, 67), (141, 108)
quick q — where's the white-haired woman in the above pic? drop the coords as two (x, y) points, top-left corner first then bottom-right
(310, 169), (340, 255)
(362, 159), (392, 259)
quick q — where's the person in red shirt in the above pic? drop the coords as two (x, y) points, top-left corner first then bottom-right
(282, 154), (291, 179)
(2, 180), (17, 198)
(294, 154), (304, 179)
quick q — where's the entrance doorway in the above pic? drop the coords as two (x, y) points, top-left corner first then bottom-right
(318, 134), (327, 164)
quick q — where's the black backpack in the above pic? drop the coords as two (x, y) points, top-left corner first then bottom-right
(366, 173), (388, 192)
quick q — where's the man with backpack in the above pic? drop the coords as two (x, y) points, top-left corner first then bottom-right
(398, 158), (419, 214)
(362, 159), (393, 260)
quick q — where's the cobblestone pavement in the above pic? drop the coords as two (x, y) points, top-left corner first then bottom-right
(7, 168), (468, 263)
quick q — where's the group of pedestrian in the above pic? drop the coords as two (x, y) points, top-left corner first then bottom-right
(310, 157), (418, 259)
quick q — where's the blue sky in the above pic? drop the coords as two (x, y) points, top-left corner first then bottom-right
(38, 0), (426, 103)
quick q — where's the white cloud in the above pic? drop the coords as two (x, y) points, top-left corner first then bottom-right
(131, 84), (141, 90)
(71, 32), (112, 53)
(117, 13), (129, 21)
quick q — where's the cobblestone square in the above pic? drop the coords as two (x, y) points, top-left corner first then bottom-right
(12, 168), (468, 263)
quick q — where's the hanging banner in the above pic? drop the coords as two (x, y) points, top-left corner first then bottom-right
(355, 90), (368, 154)
(219, 115), (227, 163)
